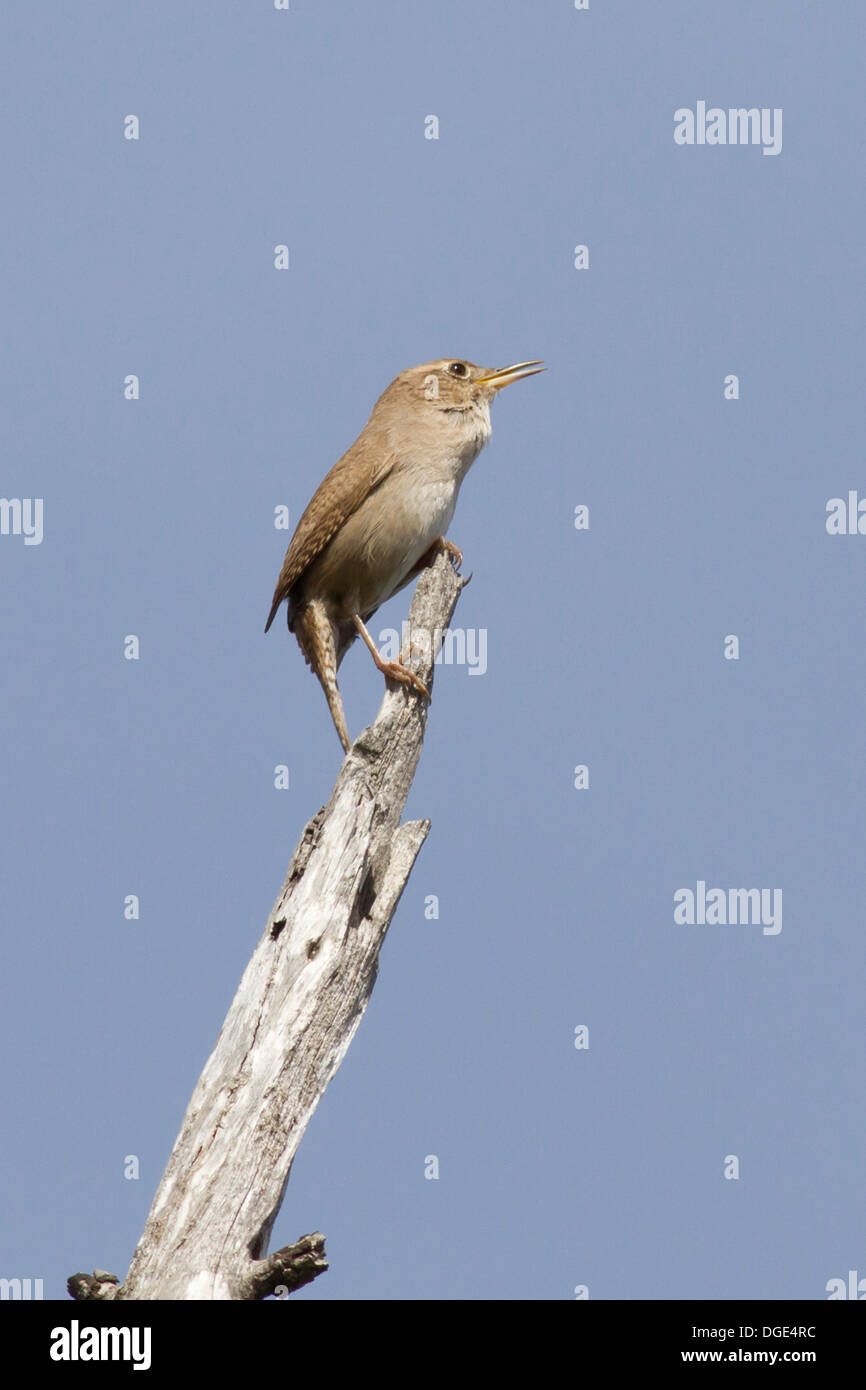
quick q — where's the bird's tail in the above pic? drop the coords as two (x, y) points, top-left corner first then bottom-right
(264, 595), (282, 633)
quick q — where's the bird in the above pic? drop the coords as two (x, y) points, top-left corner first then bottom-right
(265, 357), (544, 752)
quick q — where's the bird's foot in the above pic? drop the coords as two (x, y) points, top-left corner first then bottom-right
(353, 614), (431, 702)
(430, 536), (463, 571)
(376, 657), (431, 702)
(408, 536), (467, 584)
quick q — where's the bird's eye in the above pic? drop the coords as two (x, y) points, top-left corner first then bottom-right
(448, 361), (468, 377)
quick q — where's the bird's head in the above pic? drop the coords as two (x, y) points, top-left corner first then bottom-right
(380, 358), (545, 415)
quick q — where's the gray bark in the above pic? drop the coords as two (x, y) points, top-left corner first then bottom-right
(70, 551), (467, 1300)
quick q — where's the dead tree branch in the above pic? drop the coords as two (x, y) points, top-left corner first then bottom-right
(69, 551), (467, 1300)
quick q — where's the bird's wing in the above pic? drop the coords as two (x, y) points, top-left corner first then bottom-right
(264, 443), (397, 632)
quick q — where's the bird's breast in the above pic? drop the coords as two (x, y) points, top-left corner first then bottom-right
(303, 467), (462, 621)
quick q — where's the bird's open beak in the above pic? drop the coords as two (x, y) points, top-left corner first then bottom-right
(476, 360), (545, 391)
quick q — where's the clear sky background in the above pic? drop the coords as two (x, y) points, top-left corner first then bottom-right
(2, 1), (864, 1301)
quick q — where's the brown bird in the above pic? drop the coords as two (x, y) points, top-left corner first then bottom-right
(265, 357), (544, 752)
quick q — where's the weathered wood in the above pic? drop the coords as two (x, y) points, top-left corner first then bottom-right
(70, 551), (467, 1300)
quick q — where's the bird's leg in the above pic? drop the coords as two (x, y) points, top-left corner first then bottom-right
(352, 615), (431, 701)
(295, 602), (352, 753)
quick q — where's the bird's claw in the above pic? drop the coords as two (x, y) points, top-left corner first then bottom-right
(381, 659), (430, 702)
(438, 538), (463, 571)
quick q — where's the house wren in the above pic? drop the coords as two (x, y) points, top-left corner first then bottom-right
(265, 357), (544, 752)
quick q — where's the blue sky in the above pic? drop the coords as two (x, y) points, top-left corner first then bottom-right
(1, 1), (864, 1300)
